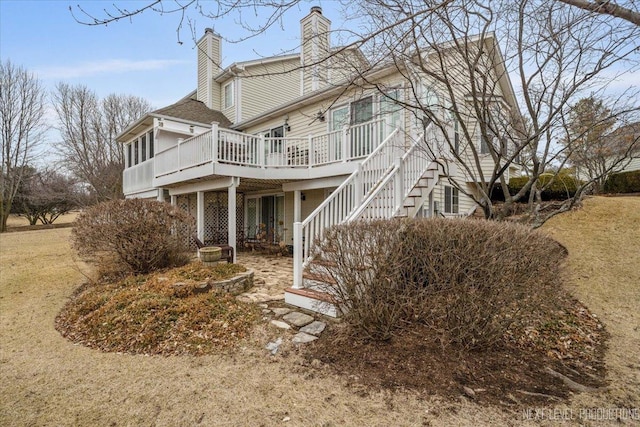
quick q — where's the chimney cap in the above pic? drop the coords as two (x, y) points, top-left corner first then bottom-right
(310, 6), (322, 14)
(204, 28), (214, 34)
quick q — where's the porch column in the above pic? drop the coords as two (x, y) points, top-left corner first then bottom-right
(197, 191), (205, 242)
(170, 195), (177, 206)
(294, 190), (302, 223)
(228, 182), (237, 263)
(157, 188), (165, 202)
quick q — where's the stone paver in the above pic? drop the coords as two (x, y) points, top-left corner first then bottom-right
(299, 320), (326, 336)
(271, 307), (291, 316)
(292, 332), (318, 344)
(282, 311), (314, 327)
(235, 253), (293, 303)
(270, 320), (291, 330)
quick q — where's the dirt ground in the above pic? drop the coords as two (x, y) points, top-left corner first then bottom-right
(1, 196), (638, 426)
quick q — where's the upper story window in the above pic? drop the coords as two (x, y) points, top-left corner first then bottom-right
(350, 96), (373, 125)
(126, 143), (132, 168)
(224, 81), (234, 109)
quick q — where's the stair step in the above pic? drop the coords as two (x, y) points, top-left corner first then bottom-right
(284, 287), (340, 317)
(303, 271), (337, 285)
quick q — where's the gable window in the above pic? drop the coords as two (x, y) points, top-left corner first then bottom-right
(223, 81), (234, 109)
(444, 186), (459, 214)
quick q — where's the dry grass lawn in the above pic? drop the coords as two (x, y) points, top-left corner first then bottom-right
(0, 196), (638, 426)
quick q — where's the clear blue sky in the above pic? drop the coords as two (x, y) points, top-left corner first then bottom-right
(0, 0), (343, 109)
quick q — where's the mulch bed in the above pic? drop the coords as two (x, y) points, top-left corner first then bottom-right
(55, 263), (259, 356)
(305, 293), (607, 406)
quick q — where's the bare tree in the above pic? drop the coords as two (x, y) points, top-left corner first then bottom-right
(70, 0), (640, 226)
(0, 60), (47, 232)
(336, 0), (639, 225)
(557, 0), (640, 26)
(13, 166), (79, 225)
(563, 96), (639, 192)
(53, 83), (151, 202)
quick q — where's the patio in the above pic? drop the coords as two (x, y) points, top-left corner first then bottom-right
(234, 252), (293, 303)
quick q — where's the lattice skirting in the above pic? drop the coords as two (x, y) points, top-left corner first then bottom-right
(175, 192), (244, 246)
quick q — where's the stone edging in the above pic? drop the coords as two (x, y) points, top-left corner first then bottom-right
(209, 269), (254, 295)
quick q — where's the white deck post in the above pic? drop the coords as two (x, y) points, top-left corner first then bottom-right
(353, 165), (362, 207)
(197, 191), (205, 242)
(170, 195), (177, 206)
(228, 182), (237, 263)
(308, 135), (313, 167)
(293, 221), (303, 289)
(394, 157), (404, 213)
(294, 190), (301, 223)
(260, 134), (266, 168)
(157, 188), (165, 202)
(342, 125), (349, 161)
(211, 122), (219, 162)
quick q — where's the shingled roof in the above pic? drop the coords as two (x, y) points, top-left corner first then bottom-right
(152, 97), (232, 127)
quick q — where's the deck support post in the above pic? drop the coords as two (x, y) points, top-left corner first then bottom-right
(228, 180), (237, 263)
(197, 191), (205, 242)
(293, 222), (303, 289)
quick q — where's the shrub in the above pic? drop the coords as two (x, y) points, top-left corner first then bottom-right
(507, 171), (581, 201)
(603, 169), (640, 193)
(313, 218), (566, 351)
(72, 199), (195, 275)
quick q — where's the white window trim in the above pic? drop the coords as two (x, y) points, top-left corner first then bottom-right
(223, 81), (234, 109)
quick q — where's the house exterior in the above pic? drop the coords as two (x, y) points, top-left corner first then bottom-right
(118, 7), (521, 315)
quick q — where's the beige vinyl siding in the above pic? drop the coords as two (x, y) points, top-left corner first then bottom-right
(620, 155), (640, 173)
(315, 20), (330, 90)
(280, 188), (332, 243)
(197, 37), (208, 104)
(240, 59), (301, 122)
(302, 19), (314, 95)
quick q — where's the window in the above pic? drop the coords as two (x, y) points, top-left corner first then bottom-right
(223, 81), (234, 109)
(380, 88), (402, 130)
(444, 186), (459, 214)
(480, 134), (490, 154)
(420, 85), (438, 128)
(134, 140), (139, 165)
(126, 143), (132, 168)
(331, 106), (348, 131)
(148, 131), (154, 158)
(451, 113), (460, 155)
(350, 96), (373, 125)
(141, 134), (147, 162)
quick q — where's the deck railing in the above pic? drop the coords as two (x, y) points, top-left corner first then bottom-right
(123, 158), (155, 194)
(150, 119), (391, 178)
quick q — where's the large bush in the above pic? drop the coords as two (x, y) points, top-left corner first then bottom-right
(507, 171), (580, 201)
(312, 218), (566, 350)
(603, 169), (640, 193)
(72, 199), (195, 275)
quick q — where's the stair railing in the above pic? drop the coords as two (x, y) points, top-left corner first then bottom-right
(292, 128), (403, 288)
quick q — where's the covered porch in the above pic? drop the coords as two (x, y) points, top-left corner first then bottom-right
(166, 175), (341, 264)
